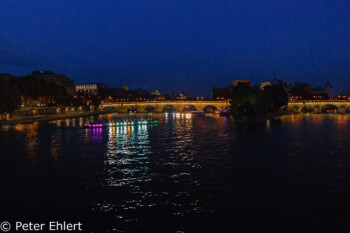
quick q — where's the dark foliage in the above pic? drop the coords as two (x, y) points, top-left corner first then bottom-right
(16, 75), (66, 105)
(212, 86), (232, 100)
(0, 78), (21, 119)
(288, 82), (313, 100)
(230, 83), (288, 121)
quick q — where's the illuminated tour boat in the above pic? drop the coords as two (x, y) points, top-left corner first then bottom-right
(84, 119), (157, 128)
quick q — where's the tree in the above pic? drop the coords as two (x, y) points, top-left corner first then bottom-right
(0, 79), (21, 120)
(51, 84), (65, 105)
(230, 83), (262, 120)
(17, 75), (67, 106)
(289, 82), (313, 100)
(211, 86), (232, 100)
(230, 83), (288, 121)
(262, 85), (288, 113)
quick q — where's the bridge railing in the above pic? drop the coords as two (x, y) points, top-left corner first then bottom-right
(101, 100), (230, 105)
(288, 100), (350, 104)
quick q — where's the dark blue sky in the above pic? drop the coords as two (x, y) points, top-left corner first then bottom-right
(1, 0), (350, 96)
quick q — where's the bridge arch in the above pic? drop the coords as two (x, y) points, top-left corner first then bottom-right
(116, 106), (128, 113)
(203, 105), (218, 113)
(183, 105), (198, 112)
(144, 105), (156, 113)
(162, 105), (177, 112)
(338, 105), (347, 114)
(127, 106), (137, 113)
(300, 106), (314, 113)
(321, 104), (338, 113)
(313, 106), (321, 113)
(102, 106), (115, 111)
(281, 106), (292, 112)
(292, 106), (300, 113)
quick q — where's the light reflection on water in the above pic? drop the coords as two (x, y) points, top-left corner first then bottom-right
(12, 123), (39, 157)
(1, 114), (350, 232)
(93, 123), (154, 222)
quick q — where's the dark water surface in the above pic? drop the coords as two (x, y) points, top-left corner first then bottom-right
(1, 113), (350, 233)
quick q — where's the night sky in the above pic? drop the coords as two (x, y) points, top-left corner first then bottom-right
(1, 0), (350, 97)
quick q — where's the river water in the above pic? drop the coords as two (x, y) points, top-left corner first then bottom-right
(0, 113), (349, 233)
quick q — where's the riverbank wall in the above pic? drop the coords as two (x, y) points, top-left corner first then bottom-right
(0, 107), (116, 126)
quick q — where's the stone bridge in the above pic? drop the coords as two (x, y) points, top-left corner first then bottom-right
(100, 100), (230, 113)
(286, 100), (350, 113)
